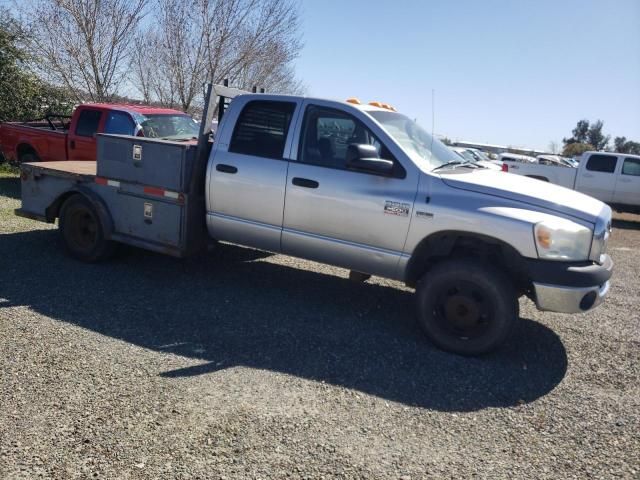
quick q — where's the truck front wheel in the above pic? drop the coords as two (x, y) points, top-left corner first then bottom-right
(59, 195), (114, 262)
(415, 258), (518, 356)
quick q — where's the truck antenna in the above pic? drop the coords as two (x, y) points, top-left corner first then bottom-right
(430, 88), (435, 157)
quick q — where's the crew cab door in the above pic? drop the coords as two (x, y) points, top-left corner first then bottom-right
(281, 101), (418, 279)
(68, 107), (104, 161)
(206, 97), (300, 252)
(575, 153), (619, 203)
(613, 157), (640, 206)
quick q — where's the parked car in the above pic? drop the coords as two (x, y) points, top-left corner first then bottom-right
(451, 147), (501, 170)
(498, 152), (537, 163)
(16, 84), (613, 356)
(536, 154), (575, 168)
(0, 104), (198, 163)
(502, 151), (640, 214)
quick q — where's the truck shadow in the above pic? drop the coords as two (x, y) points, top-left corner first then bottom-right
(612, 217), (640, 230)
(0, 229), (568, 412)
(0, 175), (20, 200)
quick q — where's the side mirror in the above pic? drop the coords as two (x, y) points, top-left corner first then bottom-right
(346, 143), (394, 175)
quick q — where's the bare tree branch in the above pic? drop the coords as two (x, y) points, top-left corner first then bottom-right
(21, 0), (148, 102)
(136, 0), (302, 111)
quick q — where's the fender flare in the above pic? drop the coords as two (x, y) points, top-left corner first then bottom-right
(16, 142), (40, 162)
(46, 186), (114, 239)
(404, 230), (528, 287)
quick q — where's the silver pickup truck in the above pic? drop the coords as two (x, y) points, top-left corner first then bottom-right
(16, 85), (613, 356)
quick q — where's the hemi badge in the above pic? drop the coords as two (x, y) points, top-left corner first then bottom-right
(416, 211), (434, 218)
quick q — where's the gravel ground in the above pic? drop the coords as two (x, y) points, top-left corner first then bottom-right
(1, 170), (638, 479)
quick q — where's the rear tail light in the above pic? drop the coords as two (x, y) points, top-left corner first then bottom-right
(501, 163), (508, 172)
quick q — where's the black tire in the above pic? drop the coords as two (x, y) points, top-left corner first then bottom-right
(59, 194), (115, 262)
(19, 152), (40, 163)
(415, 258), (518, 356)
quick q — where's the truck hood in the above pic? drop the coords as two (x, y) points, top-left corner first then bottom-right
(439, 170), (604, 223)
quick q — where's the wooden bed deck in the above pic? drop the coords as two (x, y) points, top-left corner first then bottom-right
(25, 161), (97, 177)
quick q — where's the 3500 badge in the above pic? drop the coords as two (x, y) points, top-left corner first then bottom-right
(383, 201), (410, 217)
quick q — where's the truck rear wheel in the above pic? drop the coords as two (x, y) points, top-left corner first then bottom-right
(19, 152), (40, 163)
(415, 258), (518, 356)
(59, 195), (115, 262)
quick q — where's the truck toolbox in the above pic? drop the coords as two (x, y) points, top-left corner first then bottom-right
(97, 135), (198, 192)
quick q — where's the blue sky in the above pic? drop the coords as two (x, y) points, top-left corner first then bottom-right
(295, 0), (640, 151)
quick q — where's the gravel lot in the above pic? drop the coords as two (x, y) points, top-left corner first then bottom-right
(1, 169), (638, 479)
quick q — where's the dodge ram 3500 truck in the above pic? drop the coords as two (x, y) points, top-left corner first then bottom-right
(16, 84), (613, 356)
(502, 151), (640, 214)
(0, 104), (199, 163)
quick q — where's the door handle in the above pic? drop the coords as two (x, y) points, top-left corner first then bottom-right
(70, 140), (76, 149)
(618, 178), (631, 183)
(583, 173), (594, 178)
(216, 164), (238, 174)
(292, 177), (319, 188)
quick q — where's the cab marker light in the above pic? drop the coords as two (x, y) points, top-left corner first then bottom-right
(95, 177), (120, 187)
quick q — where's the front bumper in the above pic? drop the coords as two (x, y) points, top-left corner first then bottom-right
(527, 254), (613, 314)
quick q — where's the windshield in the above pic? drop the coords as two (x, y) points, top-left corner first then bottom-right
(455, 149), (478, 162)
(469, 149), (490, 162)
(132, 113), (199, 140)
(368, 110), (459, 170)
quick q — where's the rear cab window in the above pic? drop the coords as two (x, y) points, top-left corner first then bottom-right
(229, 100), (296, 160)
(585, 154), (617, 173)
(75, 109), (103, 137)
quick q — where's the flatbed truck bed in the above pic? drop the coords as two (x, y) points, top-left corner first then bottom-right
(16, 135), (210, 258)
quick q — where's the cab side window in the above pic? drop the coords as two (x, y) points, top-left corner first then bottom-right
(75, 109), (102, 137)
(229, 100), (296, 160)
(104, 111), (135, 136)
(298, 105), (403, 177)
(585, 154), (617, 173)
(622, 158), (640, 176)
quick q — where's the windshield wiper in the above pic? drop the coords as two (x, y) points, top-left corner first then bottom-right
(432, 160), (479, 171)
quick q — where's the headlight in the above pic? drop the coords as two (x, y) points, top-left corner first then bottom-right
(589, 214), (611, 262)
(534, 219), (592, 261)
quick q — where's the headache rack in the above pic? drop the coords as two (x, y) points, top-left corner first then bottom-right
(213, 80), (265, 124)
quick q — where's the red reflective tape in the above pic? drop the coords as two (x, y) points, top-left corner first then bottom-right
(95, 177), (108, 185)
(143, 186), (165, 197)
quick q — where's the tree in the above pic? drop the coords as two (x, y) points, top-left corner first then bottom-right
(587, 120), (609, 151)
(614, 136), (640, 155)
(563, 142), (594, 158)
(563, 119), (609, 151)
(572, 119), (589, 143)
(547, 140), (559, 154)
(563, 119), (589, 145)
(0, 8), (71, 121)
(134, 0), (303, 112)
(614, 136), (627, 152)
(22, 0), (149, 102)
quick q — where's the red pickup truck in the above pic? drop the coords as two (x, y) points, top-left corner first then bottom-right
(0, 104), (199, 163)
